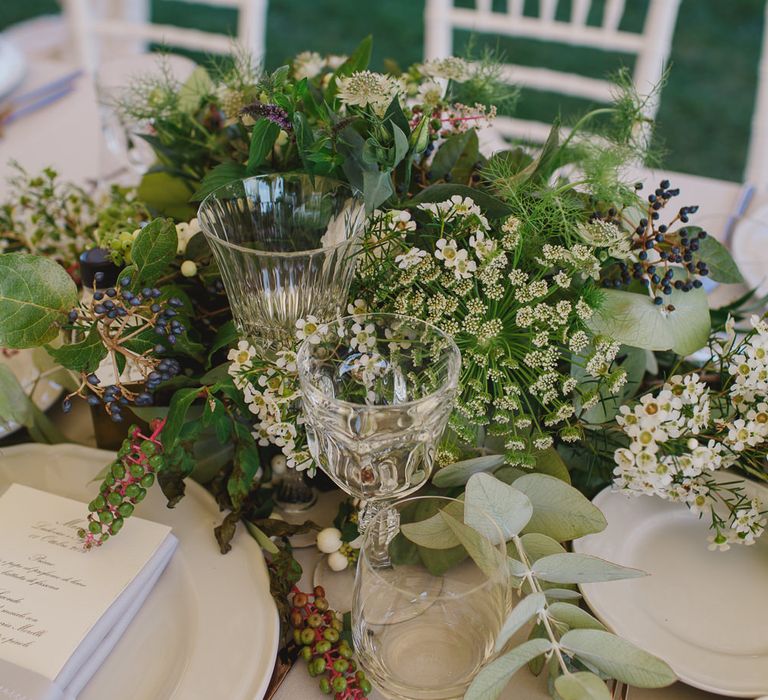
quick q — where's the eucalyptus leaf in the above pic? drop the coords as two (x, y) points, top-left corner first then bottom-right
(544, 588), (583, 601)
(45, 326), (106, 373)
(587, 286), (710, 356)
(514, 474), (607, 541)
(560, 629), (677, 688)
(440, 510), (505, 580)
(533, 447), (571, 483)
(432, 454), (505, 487)
(513, 532), (566, 562)
(400, 499), (464, 549)
(0, 254), (78, 348)
(494, 592), (546, 652)
(465, 638), (553, 700)
(554, 672), (612, 700)
(507, 556), (527, 579)
(547, 602), (606, 631)
(465, 473), (532, 543)
(532, 553), (646, 584)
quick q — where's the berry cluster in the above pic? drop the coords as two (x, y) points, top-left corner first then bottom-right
(290, 586), (371, 699)
(63, 273), (185, 421)
(597, 180), (710, 311)
(79, 419), (166, 548)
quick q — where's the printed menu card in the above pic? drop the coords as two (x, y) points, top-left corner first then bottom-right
(0, 484), (177, 700)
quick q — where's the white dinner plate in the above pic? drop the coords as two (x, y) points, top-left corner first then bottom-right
(574, 482), (768, 697)
(0, 39), (26, 101)
(732, 205), (768, 295)
(0, 349), (63, 439)
(0, 443), (279, 700)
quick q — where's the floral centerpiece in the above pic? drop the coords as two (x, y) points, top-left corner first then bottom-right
(0, 37), (766, 699)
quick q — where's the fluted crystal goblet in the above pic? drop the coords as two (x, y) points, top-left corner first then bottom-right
(198, 174), (365, 351)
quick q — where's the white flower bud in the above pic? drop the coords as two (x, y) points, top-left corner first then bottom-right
(316, 527), (342, 553)
(687, 438), (699, 450)
(180, 260), (198, 277)
(327, 550), (349, 572)
(271, 454), (288, 477)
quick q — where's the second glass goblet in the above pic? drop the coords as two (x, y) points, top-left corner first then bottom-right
(297, 313), (461, 528)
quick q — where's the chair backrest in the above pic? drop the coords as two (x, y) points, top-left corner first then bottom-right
(64, 0), (268, 73)
(424, 0), (681, 143)
(745, 0), (768, 186)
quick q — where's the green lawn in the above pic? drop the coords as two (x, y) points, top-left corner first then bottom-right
(1, 0), (764, 181)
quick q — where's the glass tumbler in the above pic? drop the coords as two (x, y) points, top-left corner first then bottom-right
(353, 496), (509, 700)
(198, 174), (365, 351)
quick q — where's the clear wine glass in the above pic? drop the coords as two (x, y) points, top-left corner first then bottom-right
(353, 495), (509, 700)
(297, 313), (461, 528)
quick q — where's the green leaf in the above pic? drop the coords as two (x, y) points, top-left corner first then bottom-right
(544, 588), (583, 601)
(191, 162), (246, 202)
(45, 326), (107, 373)
(293, 111), (316, 174)
(465, 638), (553, 700)
(547, 602), (606, 631)
(560, 630), (677, 688)
(137, 171), (197, 220)
(407, 184), (511, 219)
(440, 509), (505, 580)
(430, 130), (480, 184)
(162, 387), (200, 451)
(245, 521), (279, 554)
(362, 169), (394, 212)
(177, 65), (213, 112)
(391, 123), (409, 168)
(515, 532), (567, 562)
(384, 97), (410, 137)
(533, 447), (571, 483)
(514, 474), (607, 541)
(0, 365), (67, 443)
(695, 232), (744, 283)
(587, 287), (711, 356)
(246, 118), (280, 174)
(433, 454), (505, 487)
(554, 672), (612, 700)
(0, 254), (78, 348)
(494, 592), (546, 652)
(229, 441), (261, 509)
(130, 218), (178, 288)
(400, 499), (464, 549)
(465, 473), (533, 543)
(533, 553), (645, 584)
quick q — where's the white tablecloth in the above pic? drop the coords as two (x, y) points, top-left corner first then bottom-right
(0, 33), (757, 700)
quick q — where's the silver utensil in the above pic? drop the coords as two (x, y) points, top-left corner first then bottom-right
(610, 680), (630, 699)
(0, 70), (82, 127)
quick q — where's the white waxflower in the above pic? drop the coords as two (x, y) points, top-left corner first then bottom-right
(434, 238), (459, 267)
(293, 51), (326, 80)
(468, 230), (496, 261)
(227, 340), (256, 372)
(347, 298), (369, 319)
(295, 315), (327, 344)
(350, 322), (377, 352)
(453, 253), (477, 280)
(395, 247), (428, 270)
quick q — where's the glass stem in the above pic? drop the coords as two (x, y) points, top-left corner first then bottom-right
(359, 500), (399, 568)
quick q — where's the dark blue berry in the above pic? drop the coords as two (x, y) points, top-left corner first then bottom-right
(87, 374), (100, 385)
(62, 398), (72, 413)
(106, 288), (117, 297)
(120, 275), (131, 286)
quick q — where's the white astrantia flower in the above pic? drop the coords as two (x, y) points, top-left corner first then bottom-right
(395, 247), (428, 270)
(295, 315), (327, 344)
(293, 51), (326, 80)
(336, 70), (403, 114)
(417, 80), (444, 107)
(420, 56), (471, 82)
(326, 54), (347, 70)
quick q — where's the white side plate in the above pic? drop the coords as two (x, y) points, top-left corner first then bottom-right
(0, 443), (279, 700)
(574, 484), (768, 697)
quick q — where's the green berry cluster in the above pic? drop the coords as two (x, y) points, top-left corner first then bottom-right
(79, 419), (166, 549)
(290, 586), (371, 699)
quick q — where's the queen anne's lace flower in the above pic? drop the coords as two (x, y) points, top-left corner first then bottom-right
(337, 71), (402, 114)
(419, 56), (471, 82)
